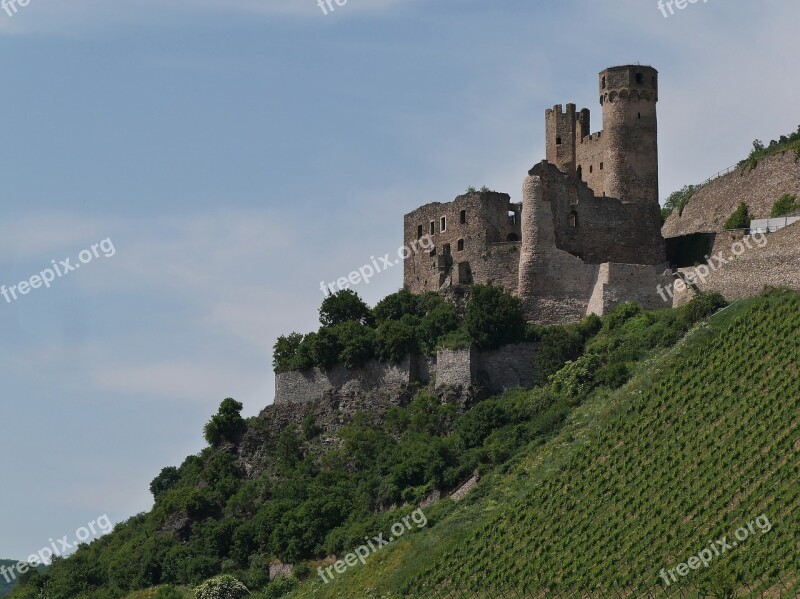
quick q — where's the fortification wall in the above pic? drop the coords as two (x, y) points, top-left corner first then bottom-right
(678, 223), (800, 301)
(587, 263), (673, 315)
(274, 343), (541, 406)
(662, 152), (800, 238)
(275, 357), (415, 406)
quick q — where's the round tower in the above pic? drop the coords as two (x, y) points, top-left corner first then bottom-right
(599, 65), (659, 206)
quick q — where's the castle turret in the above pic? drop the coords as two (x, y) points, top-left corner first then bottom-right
(600, 65), (659, 206)
(545, 104), (578, 175)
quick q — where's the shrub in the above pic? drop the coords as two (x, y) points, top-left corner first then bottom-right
(204, 399), (247, 447)
(723, 202), (751, 230)
(376, 318), (419, 362)
(150, 466), (181, 501)
(373, 289), (422, 324)
(194, 574), (249, 599)
(272, 333), (304, 373)
(319, 289), (372, 327)
(155, 586), (185, 599)
(464, 284), (525, 349)
(332, 321), (376, 369)
(662, 184), (700, 219)
(682, 291), (728, 324)
(770, 193), (799, 217)
(416, 303), (460, 354)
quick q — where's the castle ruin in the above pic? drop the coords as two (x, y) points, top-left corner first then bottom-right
(404, 65), (673, 324)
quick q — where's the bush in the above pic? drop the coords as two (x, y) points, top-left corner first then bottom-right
(723, 202), (750, 230)
(373, 289), (422, 324)
(682, 291), (728, 324)
(194, 575), (249, 599)
(416, 303), (460, 354)
(333, 321), (376, 369)
(272, 333), (304, 373)
(319, 289), (372, 327)
(150, 466), (181, 501)
(770, 193), (799, 217)
(155, 586), (185, 599)
(204, 399), (247, 447)
(376, 318), (419, 362)
(464, 284), (525, 350)
(662, 184), (700, 219)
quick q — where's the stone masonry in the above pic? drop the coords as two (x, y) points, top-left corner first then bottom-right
(405, 65), (671, 324)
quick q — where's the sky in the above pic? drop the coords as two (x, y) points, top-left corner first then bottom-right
(0, 0), (798, 560)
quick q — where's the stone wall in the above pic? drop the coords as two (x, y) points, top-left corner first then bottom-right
(662, 152), (800, 238)
(403, 191), (521, 294)
(274, 343), (541, 406)
(587, 262), (674, 315)
(275, 357), (415, 406)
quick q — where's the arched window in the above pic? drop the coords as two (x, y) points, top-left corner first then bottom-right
(457, 239), (464, 251)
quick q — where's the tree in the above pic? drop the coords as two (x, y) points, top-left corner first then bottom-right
(376, 318), (419, 362)
(333, 321), (376, 369)
(272, 333), (304, 372)
(194, 575), (249, 599)
(723, 202), (751, 230)
(373, 289), (421, 324)
(319, 289), (372, 327)
(150, 466), (180, 500)
(464, 284), (526, 349)
(204, 399), (247, 447)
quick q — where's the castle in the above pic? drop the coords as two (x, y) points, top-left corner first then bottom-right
(404, 65), (673, 324)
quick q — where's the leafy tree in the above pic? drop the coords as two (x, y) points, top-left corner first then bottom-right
(204, 399), (247, 447)
(416, 303), (460, 354)
(375, 318), (419, 362)
(662, 183), (700, 220)
(332, 321), (376, 369)
(272, 333), (304, 373)
(723, 202), (751, 230)
(771, 193), (799, 217)
(464, 284), (525, 349)
(319, 289), (372, 327)
(150, 466), (181, 500)
(373, 289), (422, 324)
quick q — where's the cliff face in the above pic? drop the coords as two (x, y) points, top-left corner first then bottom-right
(662, 152), (800, 237)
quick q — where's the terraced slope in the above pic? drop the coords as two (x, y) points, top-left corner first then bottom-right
(289, 290), (799, 598)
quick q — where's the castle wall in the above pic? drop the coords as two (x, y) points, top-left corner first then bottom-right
(404, 192), (521, 294)
(275, 357), (415, 405)
(587, 263), (674, 315)
(576, 132), (607, 197)
(274, 343), (541, 405)
(662, 152), (800, 238)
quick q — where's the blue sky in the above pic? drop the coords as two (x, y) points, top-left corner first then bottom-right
(0, 0), (797, 559)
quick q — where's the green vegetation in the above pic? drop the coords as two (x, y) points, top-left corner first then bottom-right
(770, 193), (799, 218)
(723, 201), (751, 230)
(10, 290), (798, 599)
(661, 184), (700, 220)
(739, 126), (800, 172)
(273, 285), (531, 373)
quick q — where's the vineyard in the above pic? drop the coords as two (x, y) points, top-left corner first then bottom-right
(289, 290), (799, 598)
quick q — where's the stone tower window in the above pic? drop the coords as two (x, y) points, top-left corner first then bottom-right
(417, 225), (423, 239)
(602, 76), (606, 89)
(440, 217), (447, 232)
(635, 72), (643, 84)
(569, 212), (578, 228)
(600, 162), (604, 170)
(589, 165), (593, 174)
(460, 210), (466, 224)
(507, 233), (519, 242)
(457, 239), (464, 251)
(556, 136), (562, 146)
(577, 165), (583, 180)
(442, 243), (451, 255)
(430, 221), (435, 236)
(638, 112), (641, 119)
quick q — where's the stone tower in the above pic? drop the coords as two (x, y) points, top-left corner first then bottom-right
(600, 65), (659, 206)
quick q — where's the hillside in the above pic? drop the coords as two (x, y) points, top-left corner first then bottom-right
(8, 289), (799, 599)
(662, 151), (800, 238)
(284, 290), (799, 597)
(1, 561), (18, 597)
